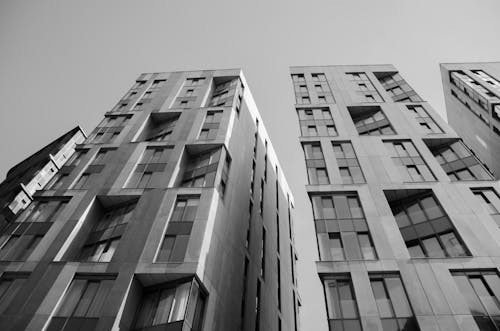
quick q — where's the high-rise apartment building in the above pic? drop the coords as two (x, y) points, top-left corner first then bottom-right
(291, 64), (500, 331)
(440, 62), (500, 179)
(0, 69), (299, 331)
(0, 126), (85, 229)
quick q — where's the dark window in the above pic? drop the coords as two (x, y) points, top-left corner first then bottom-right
(209, 77), (240, 107)
(384, 140), (435, 182)
(453, 270), (500, 331)
(324, 276), (362, 331)
(385, 190), (469, 258)
(332, 142), (365, 184)
(127, 147), (172, 188)
(157, 197), (199, 262)
(369, 274), (419, 331)
(181, 147), (222, 188)
(348, 106), (395, 135)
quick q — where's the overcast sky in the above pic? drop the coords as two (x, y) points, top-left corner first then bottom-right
(1, 0), (500, 329)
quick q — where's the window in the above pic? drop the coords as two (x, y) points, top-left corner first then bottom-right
(369, 274), (419, 331)
(259, 179), (265, 214)
(180, 147), (222, 187)
(133, 278), (206, 331)
(186, 77), (205, 86)
(255, 280), (262, 331)
(198, 111), (223, 140)
(0, 273), (29, 314)
(78, 201), (136, 262)
(144, 115), (178, 142)
(384, 140), (435, 182)
(209, 77), (240, 107)
(453, 270), (500, 331)
(297, 108), (337, 137)
(133, 102), (144, 111)
(426, 140), (493, 181)
(332, 142), (365, 184)
(323, 276), (362, 331)
(47, 275), (115, 331)
(346, 72), (384, 103)
(72, 149), (113, 190)
(472, 188), (500, 227)
(405, 105), (442, 134)
(292, 74), (310, 104)
(375, 72), (423, 102)
(311, 193), (376, 261)
(157, 197), (199, 262)
(303, 142), (330, 185)
(260, 227), (266, 279)
(219, 155), (231, 198)
(132, 80), (147, 89)
(150, 79), (166, 89)
(90, 115), (129, 143)
(0, 200), (68, 261)
(348, 106), (395, 135)
(385, 190), (469, 258)
(127, 147), (172, 188)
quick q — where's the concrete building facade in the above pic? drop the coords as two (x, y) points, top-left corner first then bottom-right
(0, 126), (85, 229)
(440, 62), (500, 179)
(0, 69), (299, 331)
(291, 64), (500, 331)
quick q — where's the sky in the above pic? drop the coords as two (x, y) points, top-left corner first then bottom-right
(1, 0), (500, 329)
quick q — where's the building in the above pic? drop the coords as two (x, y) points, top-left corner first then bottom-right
(440, 62), (500, 179)
(290, 64), (500, 331)
(0, 69), (299, 331)
(0, 126), (85, 229)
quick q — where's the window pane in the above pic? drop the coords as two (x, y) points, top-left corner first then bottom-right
(385, 277), (412, 317)
(371, 280), (394, 318)
(422, 236), (445, 257)
(338, 281), (358, 318)
(56, 279), (87, 317)
(329, 233), (344, 260)
(342, 232), (362, 260)
(73, 281), (99, 316)
(325, 281), (341, 319)
(440, 232), (466, 257)
(454, 275), (487, 316)
(154, 288), (175, 325)
(358, 233), (376, 260)
(169, 282), (191, 322)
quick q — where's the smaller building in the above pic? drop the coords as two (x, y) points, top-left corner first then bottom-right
(440, 62), (500, 179)
(0, 126), (86, 227)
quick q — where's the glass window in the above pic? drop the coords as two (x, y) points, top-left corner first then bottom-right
(324, 277), (361, 329)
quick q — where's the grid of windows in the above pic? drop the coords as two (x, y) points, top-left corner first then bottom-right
(453, 270), (500, 331)
(332, 142), (365, 184)
(297, 108), (337, 136)
(472, 70), (500, 92)
(450, 71), (500, 115)
(375, 72), (423, 102)
(472, 188), (500, 227)
(311, 73), (335, 104)
(173, 77), (205, 108)
(89, 115), (130, 144)
(144, 116), (178, 142)
(73, 149), (115, 190)
(292, 74), (310, 104)
(0, 199), (67, 261)
(386, 190), (469, 258)
(208, 77), (241, 107)
(78, 200), (136, 262)
(369, 274), (419, 331)
(47, 275), (115, 331)
(427, 140), (493, 181)
(126, 146), (172, 188)
(199, 110), (223, 140)
(0, 272), (29, 314)
(312, 193), (376, 261)
(133, 278), (205, 331)
(157, 197), (199, 262)
(181, 147), (222, 187)
(405, 105), (442, 134)
(323, 276), (361, 331)
(303, 142), (329, 185)
(348, 106), (395, 135)
(346, 72), (384, 103)
(384, 140), (435, 182)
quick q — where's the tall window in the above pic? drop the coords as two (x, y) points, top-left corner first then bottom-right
(405, 105), (442, 134)
(157, 197), (199, 262)
(384, 140), (435, 182)
(332, 142), (365, 184)
(0, 272), (29, 314)
(453, 270), (500, 331)
(472, 188), (500, 227)
(348, 106), (395, 135)
(180, 147), (222, 188)
(427, 140), (493, 181)
(385, 190), (469, 258)
(0, 199), (68, 261)
(199, 110), (223, 140)
(127, 146), (172, 188)
(303, 142), (329, 185)
(133, 278), (206, 331)
(369, 274), (419, 331)
(312, 193), (376, 261)
(78, 200), (136, 262)
(323, 276), (362, 331)
(47, 275), (115, 330)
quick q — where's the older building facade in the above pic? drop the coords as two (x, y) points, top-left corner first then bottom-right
(440, 62), (500, 179)
(0, 69), (299, 331)
(291, 64), (500, 331)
